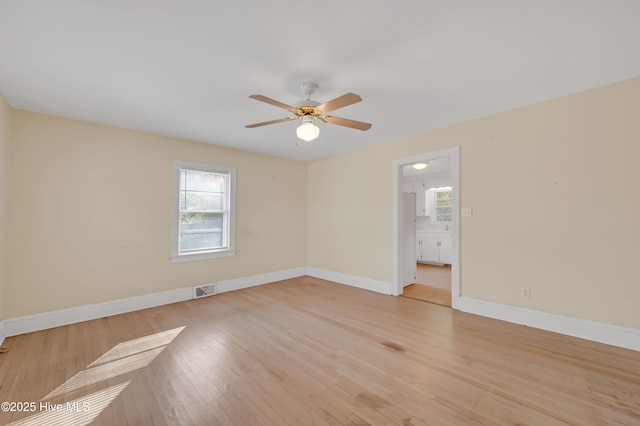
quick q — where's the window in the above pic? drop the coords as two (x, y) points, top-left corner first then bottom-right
(171, 161), (236, 262)
(434, 189), (452, 223)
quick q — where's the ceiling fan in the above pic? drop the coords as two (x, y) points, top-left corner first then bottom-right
(245, 82), (372, 142)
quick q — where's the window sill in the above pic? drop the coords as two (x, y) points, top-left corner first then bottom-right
(170, 249), (236, 263)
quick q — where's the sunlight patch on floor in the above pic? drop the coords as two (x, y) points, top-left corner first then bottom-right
(7, 327), (185, 426)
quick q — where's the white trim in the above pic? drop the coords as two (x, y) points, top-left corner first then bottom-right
(306, 267), (392, 295)
(0, 267), (306, 339)
(458, 296), (640, 352)
(391, 146), (460, 307)
(216, 267), (307, 294)
(3, 288), (193, 338)
(3, 268), (637, 352)
(170, 249), (236, 263)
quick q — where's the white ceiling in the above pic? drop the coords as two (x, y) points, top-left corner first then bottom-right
(1, 1), (639, 162)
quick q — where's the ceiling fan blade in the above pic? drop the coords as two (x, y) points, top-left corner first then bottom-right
(249, 95), (298, 113)
(245, 117), (296, 128)
(316, 93), (362, 113)
(322, 116), (372, 131)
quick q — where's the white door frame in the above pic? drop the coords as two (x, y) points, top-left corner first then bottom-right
(391, 146), (460, 309)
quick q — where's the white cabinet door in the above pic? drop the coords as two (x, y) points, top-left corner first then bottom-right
(439, 238), (453, 264)
(417, 234), (452, 264)
(416, 233), (426, 261)
(424, 188), (435, 219)
(422, 237), (440, 263)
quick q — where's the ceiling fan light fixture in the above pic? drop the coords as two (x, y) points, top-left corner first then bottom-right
(412, 163), (428, 170)
(296, 116), (320, 141)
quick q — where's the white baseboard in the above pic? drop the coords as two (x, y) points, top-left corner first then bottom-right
(2, 268), (637, 353)
(0, 267), (307, 340)
(306, 267), (393, 295)
(216, 267), (306, 294)
(457, 296), (640, 352)
(2, 287), (193, 339)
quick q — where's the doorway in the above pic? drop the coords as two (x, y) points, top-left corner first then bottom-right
(403, 263), (452, 306)
(392, 146), (460, 309)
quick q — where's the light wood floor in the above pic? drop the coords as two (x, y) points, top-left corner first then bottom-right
(403, 264), (452, 307)
(416, 263), (451, 291)
(1, 276), (639, 425)
(402, 284), (451, 307)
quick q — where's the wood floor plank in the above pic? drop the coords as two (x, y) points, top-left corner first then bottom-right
(415, 263), (451, 290)
(402, 283), (451, 307)
(405, 263), (452, 306)
(1, 276), (639, 425)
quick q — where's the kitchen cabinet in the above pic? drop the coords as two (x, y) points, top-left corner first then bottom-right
(425, 188), (435, 218)
(416, 234), (425, 262)
(422, 237), (440, 262)
(438, 237), (453, 264)
(417, 232), (452, 264)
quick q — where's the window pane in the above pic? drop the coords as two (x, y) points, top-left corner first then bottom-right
(183, 170), (225, 192)
(180, 212), (224, 252)
(180, 212), (223, 231)
(180, 169), (226, 212)
(435, 190), (453, 223)
(182, 191), (224, 211)
(180, 231), (223, 252)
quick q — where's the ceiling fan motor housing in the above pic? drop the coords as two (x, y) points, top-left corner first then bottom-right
(297, 81), (321, 108)
(295, 99), (320, 108)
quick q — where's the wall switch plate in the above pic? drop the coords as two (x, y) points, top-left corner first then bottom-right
(461, 208), (473, 218)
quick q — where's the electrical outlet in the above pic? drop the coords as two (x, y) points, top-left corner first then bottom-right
(521, 288), (530, 299)
(461, 208), (473, 218)
(220, 267), (226, 275)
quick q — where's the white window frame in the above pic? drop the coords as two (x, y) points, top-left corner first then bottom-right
(170, 160), (236, 263)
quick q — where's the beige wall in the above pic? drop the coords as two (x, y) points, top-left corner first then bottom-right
(6, 111), (307, 317)
(307, 148), (393, 280)
(3, 77), (639, 331)
(308, 77), (640, 329)
(0, 92), (10, 321)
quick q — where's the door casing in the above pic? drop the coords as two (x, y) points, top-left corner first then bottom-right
(391, 146), (460, 309)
